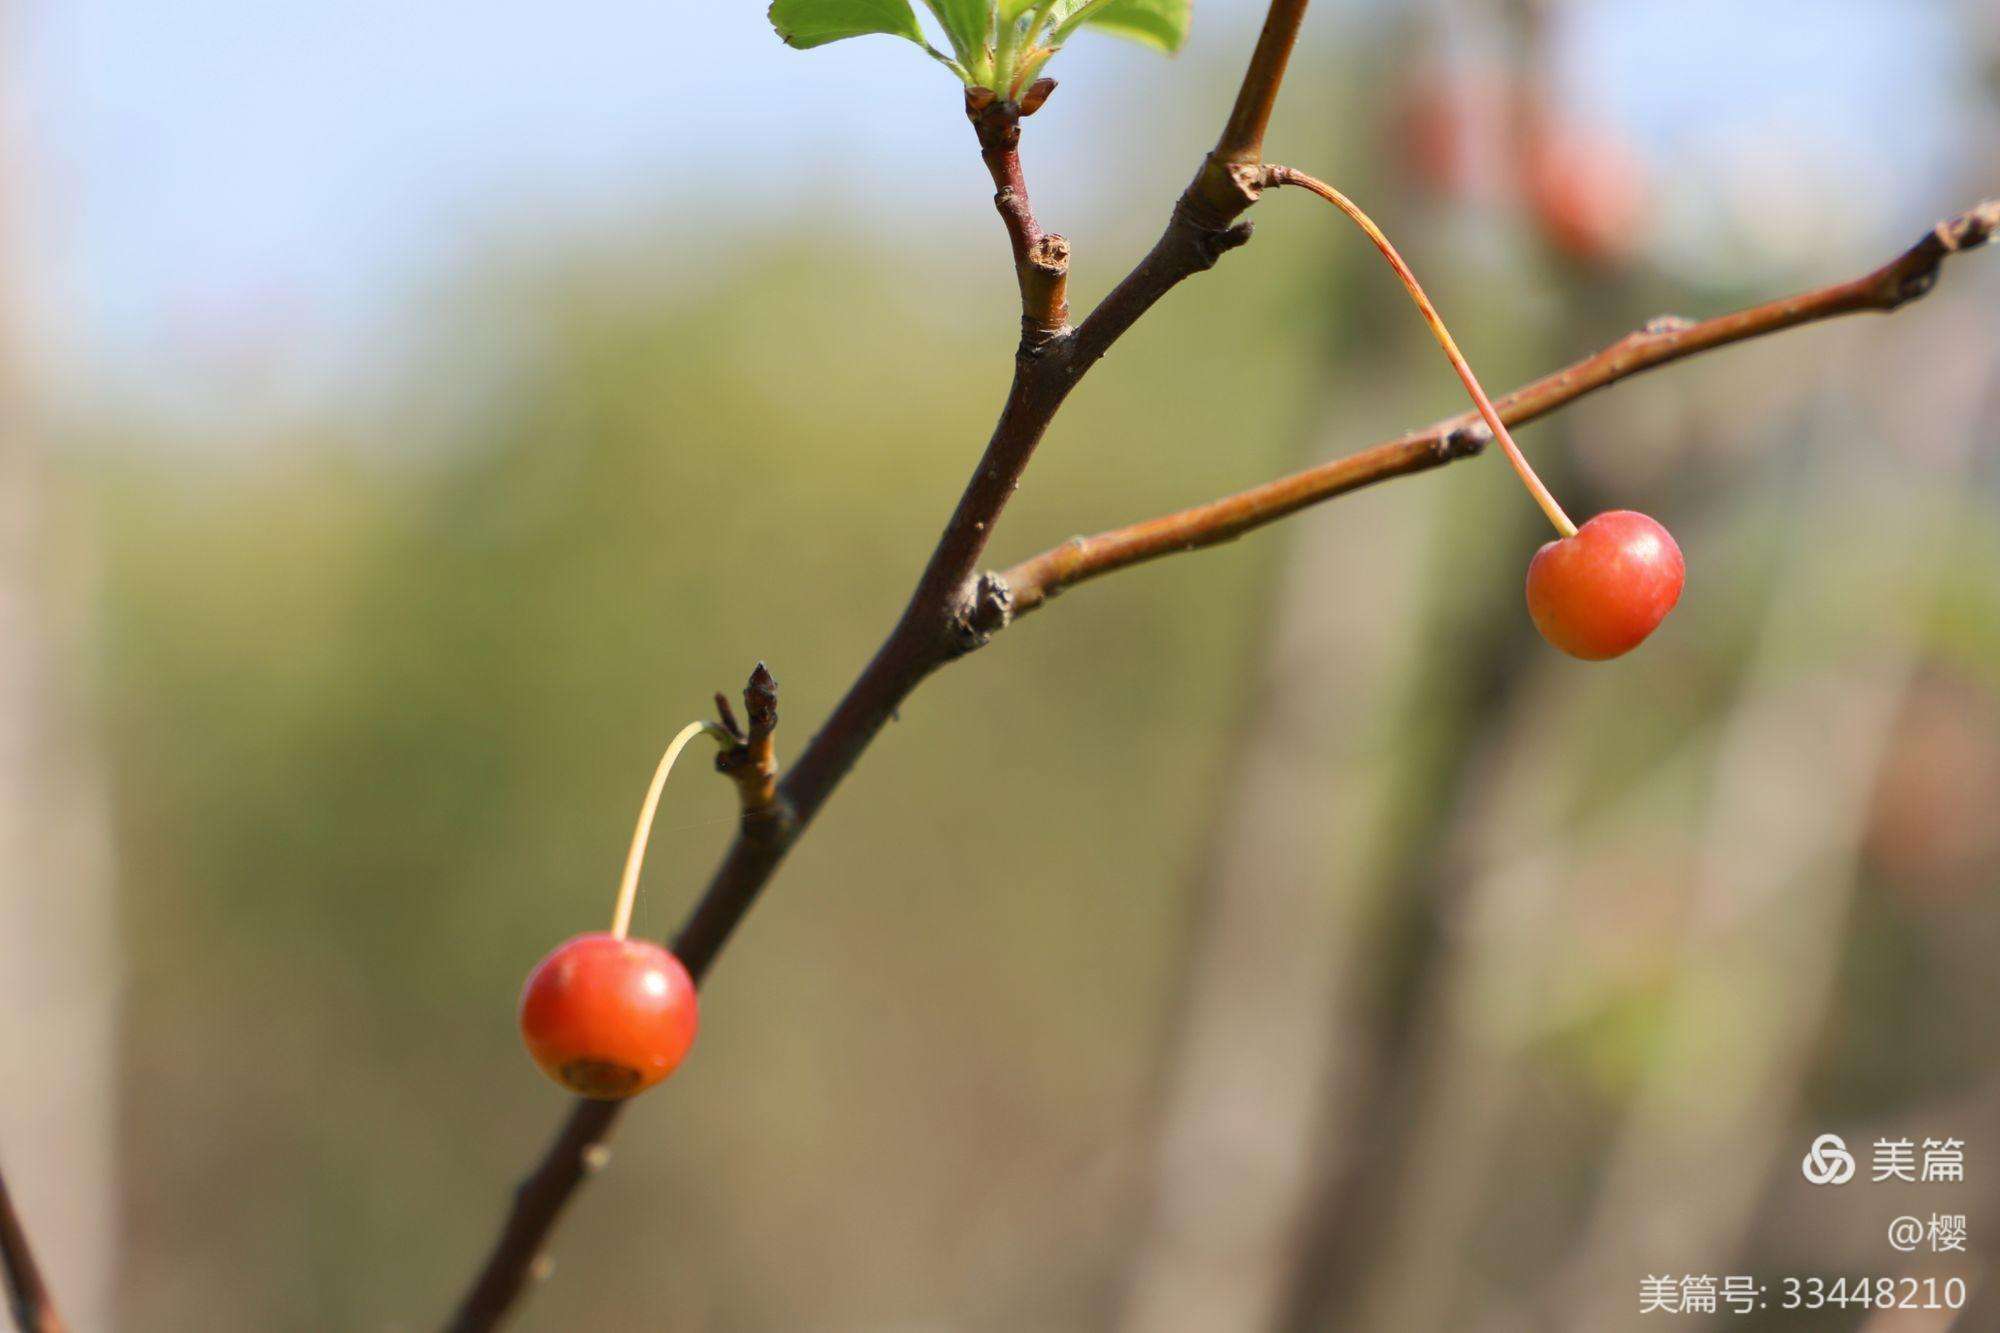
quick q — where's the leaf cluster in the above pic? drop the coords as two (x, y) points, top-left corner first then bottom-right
(768, 0), (1190, 95)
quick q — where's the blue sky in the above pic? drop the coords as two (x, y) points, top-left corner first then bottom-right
(13, 0), (1981, 407)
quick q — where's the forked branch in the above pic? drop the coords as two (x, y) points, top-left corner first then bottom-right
(998, 196), (2000, 614)
(712, 663), (785, 837)
(444, 2), (2000, 1326)
(445, 2), (1314, 1324)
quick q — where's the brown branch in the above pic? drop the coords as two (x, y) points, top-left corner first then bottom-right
(999, 196), (2000, 615)
(712, 663), (785, 837)
(446, 664), (777, 1331)
(0, 1162), (67, 1333)
(968, 85), (1069, 339)
(447, 11), (1992, 1319)
(1213, 0), (1312, 167)
(439, 4), (1322, 1326)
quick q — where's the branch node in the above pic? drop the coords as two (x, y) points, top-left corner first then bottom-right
(713, 663), (789, 838)
(948, 572), (1014, 654)
(1876, 199), (1998, 309)
(1181, 156), (1264, 232)
(1437, 422), (1489, 461)
(1169, 202), (1256, 274)
(1018, 233), (1072, 347)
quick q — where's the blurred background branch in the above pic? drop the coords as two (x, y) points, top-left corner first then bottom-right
(0, 1164), (67, 1333)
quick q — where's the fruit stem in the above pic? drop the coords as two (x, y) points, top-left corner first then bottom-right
(610, 720), (734, 941)
(1271, 166), (1578, 540)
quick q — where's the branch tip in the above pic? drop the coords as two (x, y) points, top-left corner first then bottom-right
(1005, 195), (2000, 613)
(744, 663), (779, 739)
(1943, 198), (1999, 251)
(713, 691), (745, 741)
(713, 663), (786, 838)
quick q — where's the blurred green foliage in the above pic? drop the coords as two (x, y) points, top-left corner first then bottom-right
(95, 223), (1332, 1326)
(70, 39), (2000, 1327)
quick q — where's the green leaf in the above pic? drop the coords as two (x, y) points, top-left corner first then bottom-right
(920, 0), (997, 62)
(1049, 0), (1190, 52)
(768, 0), (927, 51)
(1082, 0), (1189, 50)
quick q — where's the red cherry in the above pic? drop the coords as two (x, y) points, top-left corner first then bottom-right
(1526, 510), (1685, 660)
(519, 932), (699, 1099)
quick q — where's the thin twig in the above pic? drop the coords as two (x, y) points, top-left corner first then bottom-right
(0, 1162), (67, 1333)
(1267, 166), (1578, 537)
(999, 197), (2000, 615)
(1213, 0), (1312, 167)
(712, 663), (784, 836)
(968, 87), (1070, 339)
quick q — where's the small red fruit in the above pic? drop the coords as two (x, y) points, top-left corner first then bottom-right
(519, 932), (699, 1099)
(1526, 510), (1685, 660)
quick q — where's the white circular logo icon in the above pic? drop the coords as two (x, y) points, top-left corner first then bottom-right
(1802, 1133), (1856, 1186)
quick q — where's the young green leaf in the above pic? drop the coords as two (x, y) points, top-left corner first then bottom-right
(1049, 0), (1190, 52)
(920, 0), (998, 63)
(768, 0), (971, 79)
(1079, 0), (1189, 51)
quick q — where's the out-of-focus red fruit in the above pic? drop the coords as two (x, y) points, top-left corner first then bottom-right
(1394, 71), (1509, 201)
(1526, 510), (1684, 660)
(519, 932), (699, 1099)
(1521, 122), (1649, 265)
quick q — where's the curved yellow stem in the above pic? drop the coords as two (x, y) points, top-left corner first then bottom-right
(1273, 167), (1578, 539)
(610, 720), (733, 940)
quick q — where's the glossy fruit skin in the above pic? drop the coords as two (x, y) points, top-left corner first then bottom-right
(519, 932), (698, 1099)
(1526, 510), (1684, 660)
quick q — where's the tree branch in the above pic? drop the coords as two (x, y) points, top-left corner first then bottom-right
(999, 196), (2000, 614)
(440, 6), (1388, 1327)
(444, 17), (2000, 1315)
(968, 85), (1070, 340)
(0, 1162), (67, 1333)
(444, 664), (782, 1333)
(1214, 0), (1312, 167)
(712, 663), (786, 839)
